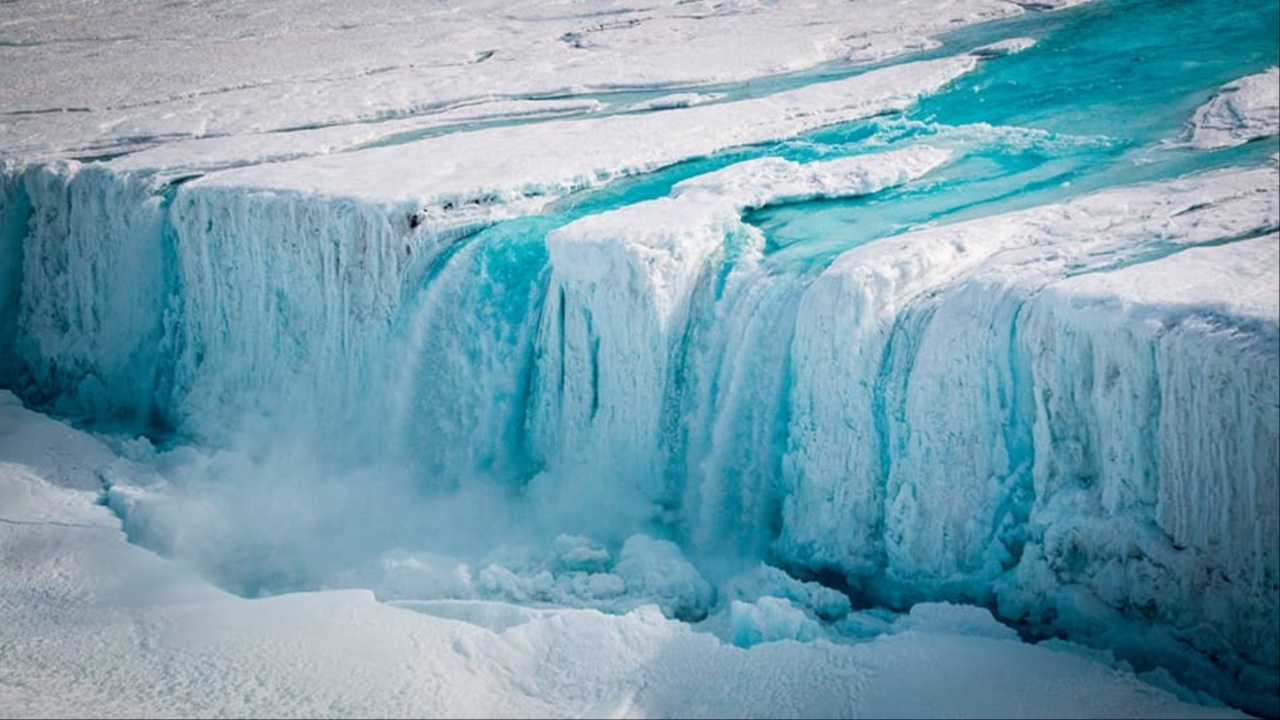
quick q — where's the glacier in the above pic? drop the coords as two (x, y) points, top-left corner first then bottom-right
(2, 0), (1279, 717)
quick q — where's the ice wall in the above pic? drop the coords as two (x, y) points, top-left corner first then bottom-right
(775, 169), (1278, 712)
(0, 162), (29, 380)
(3, 161), (171, 428)
(529, 197), (745, 535)
(1, 54), (982, 453)
(2, 150), (1277, 713)
(165, 184), (425, 455)
(0, 160), (416, 456)
(1003, 235), (1280, 713)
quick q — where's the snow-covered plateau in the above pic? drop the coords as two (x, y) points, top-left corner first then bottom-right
(2, 0), (1277, 718)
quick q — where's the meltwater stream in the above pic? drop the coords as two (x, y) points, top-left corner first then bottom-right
(1, 0), (1277, 715)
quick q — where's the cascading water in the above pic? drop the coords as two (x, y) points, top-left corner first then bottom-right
(1, 0), (1277, 715)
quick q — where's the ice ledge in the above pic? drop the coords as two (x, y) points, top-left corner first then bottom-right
(670, 146), (951, 212)
(1, 0), (1038, 161)
(1190, 67), (1280, 150)
(183, 55), (978, 208)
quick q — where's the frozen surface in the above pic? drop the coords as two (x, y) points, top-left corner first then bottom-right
(0, 0), (1023, 161)
(670, 146), (953, 210)
(1190, 68), (1280, 149)
(3, 0), (1279, 718)
(183, 55), (977, 204)
(0, 392), (1249, 720)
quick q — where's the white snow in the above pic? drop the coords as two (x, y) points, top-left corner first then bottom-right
(729, 597), (825, 647)
(0, 0), (1025, 162)
(1189, 68), (1280, 149)
(0, 391), (1248, 719)
(671, 146), (953, 210)
(183, 55), (977, 206)
(722, 563), (854, 622)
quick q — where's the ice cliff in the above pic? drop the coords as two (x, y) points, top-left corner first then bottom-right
(3, 140), (1276, 713)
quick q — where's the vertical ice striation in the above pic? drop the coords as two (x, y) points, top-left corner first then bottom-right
(165, 182), (417, 453)
(8, 161), (171, 428)
(780, 213), (1044, 588)
(527, 146), (952, 543)
(529, 197), (748, 536)
(780, 166), (1276, 586)
(881, 279), (1036, 593)
(777, 167), (1277, 711)
(0, 162), (30, 381)
(1005, 234), (1280, 710)
(678, 253), (806, 562)
(5, 159), (472, 457)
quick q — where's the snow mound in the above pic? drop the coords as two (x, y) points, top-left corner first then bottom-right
(891, 602), (1019, 641)
(1190, 68), (1280, 149)
(671, 146), (951, 210)
(729, 597), (824, 647)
